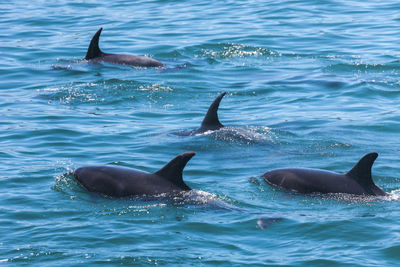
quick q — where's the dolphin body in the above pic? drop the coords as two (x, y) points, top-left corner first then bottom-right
(84, 28), (164, 68)
(73, 152), (194, 197)
(72, 151), (285, 226)
(177, 92), (226, 136)
(262, 153), (386, 196)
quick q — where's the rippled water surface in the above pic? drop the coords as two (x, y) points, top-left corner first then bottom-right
(1, 0), (400, 266)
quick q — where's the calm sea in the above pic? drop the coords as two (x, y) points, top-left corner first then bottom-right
(1, 0), (400, 266)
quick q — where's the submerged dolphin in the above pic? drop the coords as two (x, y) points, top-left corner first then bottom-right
(84, 28), (164, 67)
(262, 153), (386, 196)
(177, 92), (226, 136)
(73, 152), (194, 197)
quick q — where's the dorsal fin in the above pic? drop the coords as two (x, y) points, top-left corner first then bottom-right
(346, 152), (378, 185)
(200, 92), (226, 130)
(85, 27), (104, 60)
(154, 152), (195, 190)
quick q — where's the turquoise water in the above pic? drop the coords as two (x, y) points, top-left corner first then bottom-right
(1, 0), (400, 265)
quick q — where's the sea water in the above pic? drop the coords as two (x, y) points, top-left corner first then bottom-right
(1, 0), (400, 266)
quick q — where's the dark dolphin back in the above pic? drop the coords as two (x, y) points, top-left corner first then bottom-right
(200, 92), (226, 130)
(85, 27), (104, 60)
(154, 152), (195, 191)
(346, 152), (386, 196)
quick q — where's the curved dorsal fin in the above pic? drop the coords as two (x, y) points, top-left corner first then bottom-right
(200, 92), (226, 130)
(154, 152), (195, 190)
(346, 152), (378, 185)
(85, 27), (104, 60)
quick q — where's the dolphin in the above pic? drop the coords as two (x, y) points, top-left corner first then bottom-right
(84, 28), (164, 68)
(73, 152), (194, 197)
(177, 92), (226, 136)
(262, 153), (386, 196)
(71, 151), (284, 225)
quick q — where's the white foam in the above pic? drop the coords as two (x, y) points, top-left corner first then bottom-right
(383, 189), (400, 201)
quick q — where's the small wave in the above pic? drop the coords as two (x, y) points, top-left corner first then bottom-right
(319, 192), (382, 203)
(257, 216), (284, 230)
(52, 168), (84, 200)
(36, 79), (171, 105)
(51, 59), (96, 74)
(3, 246), (63, 264)
(212, 126), (277, 144)
(37, 82), (105, 104)
(137, 84), (173, 92)
(195, 43), (278, 59)
(172, 190), (237, 210)
(382, 189), (400, 201)
(325, 61), (400, 72)
(174, 126), (279, 145)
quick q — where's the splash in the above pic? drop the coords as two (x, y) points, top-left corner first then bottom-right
(52, 169), (83, 200)
(174, 126), (278, 145)
(382, 189), (400, 201)
(199, 43), (278, 59)
(137, 84), (173, 92)
(257, 216), (284, 230)
(213, 126), (276, 144)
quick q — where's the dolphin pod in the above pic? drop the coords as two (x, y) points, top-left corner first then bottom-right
(84, 27), (164, 68)
(262, 152), (386, 196)
(74, 151), (387, 198)
(71, 93), (230, 198)
(66, 30), (390, 200)
(72, 92), (388, 198)
(74, 152), (194, 197)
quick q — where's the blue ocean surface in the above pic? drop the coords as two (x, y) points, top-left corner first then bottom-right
(1, 0), (400, 265)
